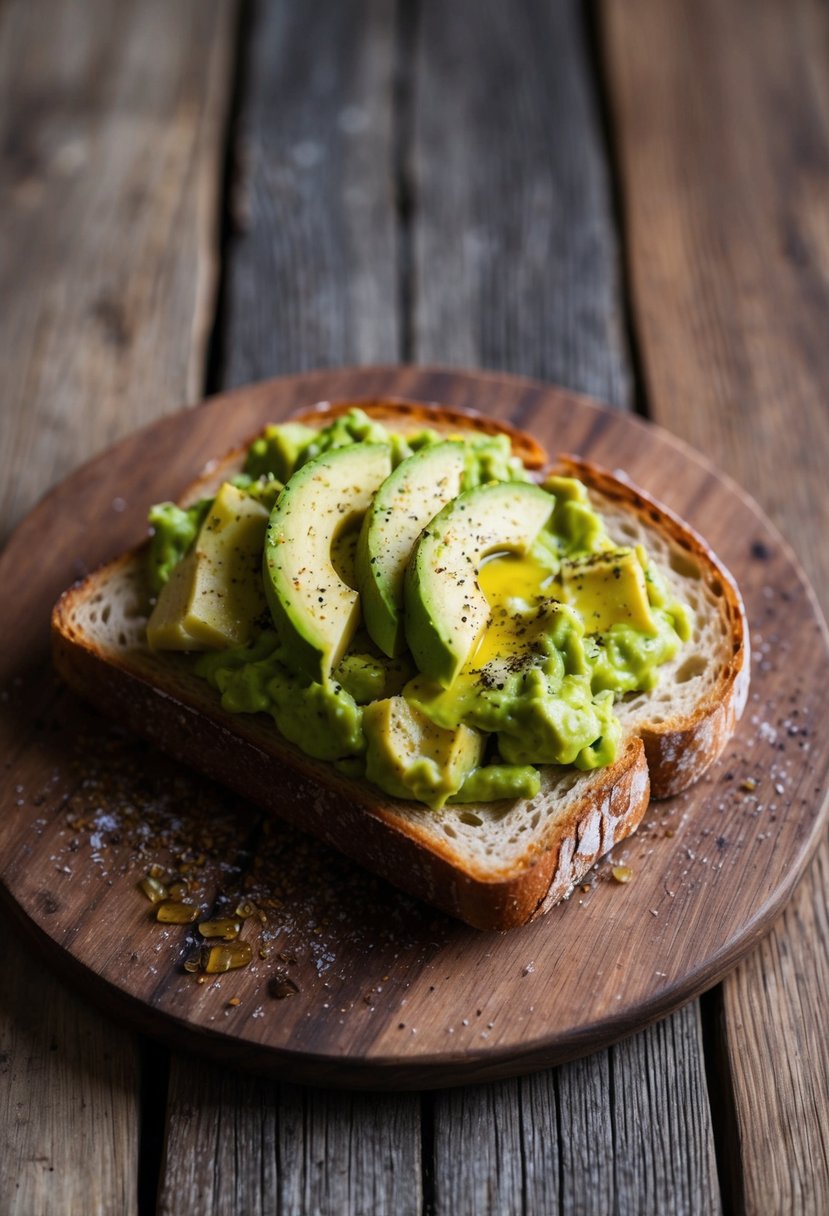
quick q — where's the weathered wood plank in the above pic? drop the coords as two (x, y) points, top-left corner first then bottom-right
(0, 1), (236, 1212)
(604, 0), (829, 1210)
(0, 944), (140, 1216)
(0, 0), (236, 545)
(158, 1074), (421, 1216)
(411, 0), (631, 407)
(221, 0), (399, 386)
(415, 1), (719, 1211)
(158, 1), (421, 1210)
(434, 1006), (719, 1215)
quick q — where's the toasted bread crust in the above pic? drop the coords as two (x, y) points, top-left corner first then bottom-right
(51, 608), (650, 930)
(50, 401), (748, 930)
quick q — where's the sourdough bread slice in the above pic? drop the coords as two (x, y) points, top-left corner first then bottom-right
(51, 402), (748, 930)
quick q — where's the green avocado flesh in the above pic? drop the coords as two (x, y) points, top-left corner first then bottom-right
(147, 483), (269, 650)
(146, 411), (692, 808)
(404, 482), (554, 686)
(262, 442), (392, 684)
(356, 442), (468, 659)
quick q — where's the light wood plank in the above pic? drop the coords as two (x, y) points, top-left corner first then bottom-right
(158, 2), (422, 1210)
(415, 2), (720, 1211)
(0, 0), (236, 544)
(0, 944), (140, 1216)
(0, 1), (236, 1212)
(604, 0), (829, 1210)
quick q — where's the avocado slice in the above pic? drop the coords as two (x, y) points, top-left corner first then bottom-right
(404, 482), (554, 686)
(561, 546), (656, 634)
(263, 443), (392, 683)
(363, 695), (484, 809)
(147, 482), (269, 651)
(355, 441), (468, 658)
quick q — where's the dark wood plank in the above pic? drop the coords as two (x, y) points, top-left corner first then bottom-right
(0, 1), (236, 1211)
(221, 0), (399, 387)
(604, 0), (829, 1210)
(157, 1), (421, 1208)
(411, 0), (630, 407)
(412, 1), (720, 1209)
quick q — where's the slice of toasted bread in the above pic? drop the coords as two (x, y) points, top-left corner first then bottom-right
(51, 402), (748, 931)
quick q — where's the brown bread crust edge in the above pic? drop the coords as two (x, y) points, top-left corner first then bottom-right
(51, 614), (650, 931)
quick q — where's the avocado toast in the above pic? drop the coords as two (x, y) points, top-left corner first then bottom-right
(51, 400), (749, 930)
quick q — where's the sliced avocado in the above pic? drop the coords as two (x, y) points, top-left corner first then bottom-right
(355, 442), (468, 658)
(404, 482), (554, 686)
(263, 443), (392, 683)
(363, 695), (484, 809)
(561, 546), (656, 634)
(147, 482), (269, 650)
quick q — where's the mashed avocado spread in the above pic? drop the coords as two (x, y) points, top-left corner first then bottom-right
(146, 409), (691, 810)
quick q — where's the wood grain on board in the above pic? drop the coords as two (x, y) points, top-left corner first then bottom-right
(604, 0), (829, 1208)
(2, 367), (827, 1088)
(0, 2), (235, 1212)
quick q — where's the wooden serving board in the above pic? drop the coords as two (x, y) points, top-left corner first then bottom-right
(1, 366), (827, 1090)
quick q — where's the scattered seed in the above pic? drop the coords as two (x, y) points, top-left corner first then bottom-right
(139, 876), (168, 904)
(203, 942), (253, 973)
(156, 900), (200, 924)
(612, 865), (633, 884)
(198, 918), (242, 941)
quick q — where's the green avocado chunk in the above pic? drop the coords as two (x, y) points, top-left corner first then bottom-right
(363, 695), (484, 810)
(263, 443), (393, 683)
(147, 482), (269, 651)
(194, 631), (364, 762)
(448, 764), (541, 803)
(356, 442), (469, 658)
(404, 482), (554, 687)
(146, 498), (213, 593)
(243, 423), (318, 482)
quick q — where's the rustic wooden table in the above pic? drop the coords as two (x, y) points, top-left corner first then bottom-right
(2, 1), (828, 1212)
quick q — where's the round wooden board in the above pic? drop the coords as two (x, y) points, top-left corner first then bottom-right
(2, 366), (828, 1090)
